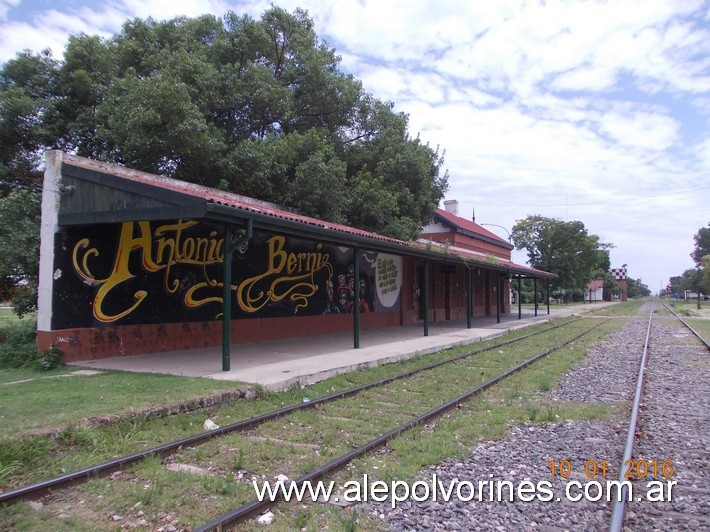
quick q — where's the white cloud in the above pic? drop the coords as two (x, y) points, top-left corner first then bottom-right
(0, 0), (20, 21)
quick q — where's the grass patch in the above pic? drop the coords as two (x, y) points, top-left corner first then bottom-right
(668, 299), (708, 316)
(0, 366), (76, 384)
(687, 318), (710, 341)
(0, 307), (24, 330)
(0, 370), (244, 438)
(586, 299), (646, 316)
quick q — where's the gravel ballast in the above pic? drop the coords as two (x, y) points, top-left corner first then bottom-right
(366, 307), (709, 530)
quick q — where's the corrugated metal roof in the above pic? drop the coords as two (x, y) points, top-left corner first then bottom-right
(434, 208), (511, 246)
(59, 152), (554, 278)
(63, 152), (405, 246)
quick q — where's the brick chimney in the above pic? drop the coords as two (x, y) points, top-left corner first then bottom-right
(443, 199), (458, 216)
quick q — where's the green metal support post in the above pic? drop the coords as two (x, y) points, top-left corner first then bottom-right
(423, 261), (429, 337)
(353, 248), (360, 349)
(496, 273), (501, 324)
(518, 274), (522, 319)
(466, 267), (472, 329)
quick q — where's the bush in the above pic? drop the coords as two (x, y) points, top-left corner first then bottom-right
(0, 318), (63, 370)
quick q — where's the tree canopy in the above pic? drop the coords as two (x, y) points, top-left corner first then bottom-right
(0, 7), (448, 241)
(665, 223), (709, 298)
(668, 269), (704, 297)
(691, 223), (710, 267)
(0, 189), (41, 315)
(626, 277), (651, 298)
(511, 215), (613, 293)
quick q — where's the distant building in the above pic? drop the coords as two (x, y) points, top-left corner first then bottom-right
(609, 266), (628, 301)
(585, 280), (604, 302)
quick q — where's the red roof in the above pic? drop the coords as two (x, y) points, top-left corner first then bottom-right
(434, 208), (511, 246)
(63, 153), (404, 246)
(59, 152), (553, 278)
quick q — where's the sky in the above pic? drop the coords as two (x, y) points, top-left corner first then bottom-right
(1, 0), (708, 293)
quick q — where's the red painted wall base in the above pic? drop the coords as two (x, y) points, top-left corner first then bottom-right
(38, 311), (402, 362)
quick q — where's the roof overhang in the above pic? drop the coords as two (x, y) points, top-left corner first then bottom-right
(53, 153), (555, 281)
(434, 211), (514, 251)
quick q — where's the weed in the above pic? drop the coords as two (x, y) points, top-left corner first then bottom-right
(58, 424), (102, 448)
(233, 448), (245, 470)
(526, 405), (540, 421)
(535, 374), (553, 391)
(540, 406), (559, 422)
(294, 510), (309, 529)
(503, 384), (521, 405)
(140, 476), (165, 506)
(0, 319), (63, 370)
(338, 509), (359, 532)
(0, 460), (21, 484)
(35, 344), (63, 370)
(0, 435), (54, 472)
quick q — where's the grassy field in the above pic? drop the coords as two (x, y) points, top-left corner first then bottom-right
(667, 298), (709, 316)
(0, 306), (247, 438)
(0, 369), (249, 438)
(0, 307), (23, 331)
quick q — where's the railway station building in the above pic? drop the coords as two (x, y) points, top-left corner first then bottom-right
(36, 151), (555, 366)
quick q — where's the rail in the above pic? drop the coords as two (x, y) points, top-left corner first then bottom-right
(198, 319), (610, 530)
(0, 319), (578, 504)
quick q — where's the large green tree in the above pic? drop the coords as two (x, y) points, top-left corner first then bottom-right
(0, 7), (448, 241)
(691, 224), (710, 266)
(0, 190), (41, 316)
(511, 215), (613, 294)
(702, 256), (710, 296)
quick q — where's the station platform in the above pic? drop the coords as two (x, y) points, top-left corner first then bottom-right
(73, 303), (616, 391)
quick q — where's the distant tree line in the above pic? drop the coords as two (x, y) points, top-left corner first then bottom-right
(509, 215), (652, 302)
(512, 215), (610, 301)
(665, 224), (710, 299)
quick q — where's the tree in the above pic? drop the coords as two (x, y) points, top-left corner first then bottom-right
(511, 215), (613, 295)
(691, 224), (710, 266)
(702, 256), (710, 296)
(0, 49), (58, 190)
(670, 269), (704, 298)
(0, 190), (41, 316)
(668, 275), (683, 297)
(0, 7), (448, 241)
(626, 277), (650, 298)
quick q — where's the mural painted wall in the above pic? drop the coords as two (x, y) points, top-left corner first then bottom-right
(52, 219), (402, 329)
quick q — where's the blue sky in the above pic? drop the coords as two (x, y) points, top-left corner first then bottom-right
(1, 0), (708, 292)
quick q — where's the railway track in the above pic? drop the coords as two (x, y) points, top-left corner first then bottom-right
(0, 318), (582, 507)
(0, 317), (615, 529)
(612, 300), (709, 530)
(198, 318), (611, 530)
(357, 299), (709, 531)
